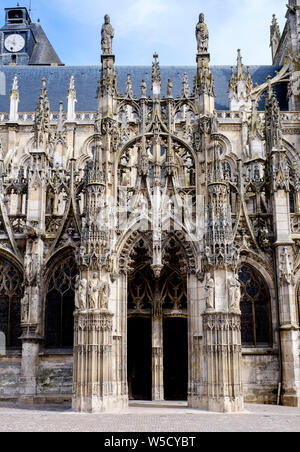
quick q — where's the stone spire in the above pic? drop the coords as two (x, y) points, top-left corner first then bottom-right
(67, 74), (77, 122)
(270, 14), (281, 61)
(228, 49), (253, 111)
(9, 74), (19, 122)
(34, 78), (50, 148)
(206, 143), (235, 269)
(265, 81), (282, 152)
(98, 15), (118, 119)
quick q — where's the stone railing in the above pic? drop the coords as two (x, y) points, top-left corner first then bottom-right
(0, 110), (299, 126)
(0, 112), (98, 125)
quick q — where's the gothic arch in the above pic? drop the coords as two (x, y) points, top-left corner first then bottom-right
(43, 249), (78, 348)
(0, 253), (24, 349)
(238, 256), (275, 347)
(116, 132), (198, 168)
(211, 133), (233, 156)
(283, 138), (300, 169)
(76, 135), (95, 170)
(116, 220), (198, 275)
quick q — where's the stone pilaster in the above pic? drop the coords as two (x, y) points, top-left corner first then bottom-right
(72, 309), (115, 412)
(201, 312), (243, 412)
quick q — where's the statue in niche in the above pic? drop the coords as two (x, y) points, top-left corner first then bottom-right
(196, 13), (209, 54)
(21, 287), (30, 324)
(205, 273), (215, 310)
(31, 286), (39, 324)
(75, 277), (88, 310)
(99, 281), (110, 310)
(89, 273), (100, 309)
(228, 274), (241, 313)
(101, 14), (114, 55)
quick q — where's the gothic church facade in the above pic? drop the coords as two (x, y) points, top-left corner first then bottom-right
(0, 3), (299, 412)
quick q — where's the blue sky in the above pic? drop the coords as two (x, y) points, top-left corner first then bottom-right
(0, 0), (287, 66)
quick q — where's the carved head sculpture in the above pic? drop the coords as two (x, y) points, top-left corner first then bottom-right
(199, 13), (205, 23)
(104, 14), (110, 24)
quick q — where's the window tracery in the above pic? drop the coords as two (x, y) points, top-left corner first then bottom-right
(45, 256), (78, 348)
(238, 265), (272, 346)
(0, 260), (23, 349)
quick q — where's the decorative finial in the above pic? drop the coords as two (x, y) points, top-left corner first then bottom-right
(236, 49), (244, 80)
(152, 53), (161, 87)
(101, 14), (114, 55)
(196, 13), (209, 54)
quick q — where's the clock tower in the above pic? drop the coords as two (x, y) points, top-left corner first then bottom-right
(0, 6), (62, 66)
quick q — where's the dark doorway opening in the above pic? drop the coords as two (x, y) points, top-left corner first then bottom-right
(163, 318), (188, 401)
(127, 317), (152, 400)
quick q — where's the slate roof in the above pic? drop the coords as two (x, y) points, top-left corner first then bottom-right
(0, 65), (288, 113)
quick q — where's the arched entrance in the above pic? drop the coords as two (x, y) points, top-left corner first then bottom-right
(127, 236), (188, 401)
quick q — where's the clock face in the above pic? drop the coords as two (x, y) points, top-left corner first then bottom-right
(4, 34), (25, 53)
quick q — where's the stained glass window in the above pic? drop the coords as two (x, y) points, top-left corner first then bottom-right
(238, 265), (272, 346)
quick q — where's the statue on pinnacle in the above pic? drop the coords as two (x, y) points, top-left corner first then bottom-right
(196, 13), (209, 54)
(101, 14), (114, 55)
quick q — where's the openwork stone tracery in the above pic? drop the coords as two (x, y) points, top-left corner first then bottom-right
(0, 6), (300, 412)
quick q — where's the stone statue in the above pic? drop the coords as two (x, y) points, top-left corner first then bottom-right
(75, 277), (88, 310)
(205, 273), (215, 310)
(196, 13), (209, 54)
(21, 288), (30, 324)
(101, 14), (114, 55)
(228, 275), (241, 313)
(167, 79), (173, 98)
(99, 281), (110, 310)
(89, 273), (100, 309)
(31, 286), (39, 324)
(182, 73), (191, 98)
(141, 79), (147, 98)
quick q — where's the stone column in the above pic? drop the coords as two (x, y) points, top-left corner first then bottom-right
(152, 279), (164, 401)
(72, 308), (115, 413)
(19, 328), (42, 403)
(187, 273), (205, 408)
(202, 311), (243, 412)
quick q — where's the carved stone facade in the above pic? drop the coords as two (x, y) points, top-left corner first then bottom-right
(0, 6), (300, 413)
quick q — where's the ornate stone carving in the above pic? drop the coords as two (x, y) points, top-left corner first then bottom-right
(205, 273), (215, 310)
(101, 14), (114, 55)
(279, 247), (295, 286)
(196, 13), (209, 53)
(228, 274), (241, 313)
(75, 277), (88, 311)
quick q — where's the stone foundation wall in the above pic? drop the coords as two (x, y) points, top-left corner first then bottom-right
(0, 355), (21, 400)
(242, 353), (280, 404)
(0, 353), (282, 404)
(37, 355), (73, 397)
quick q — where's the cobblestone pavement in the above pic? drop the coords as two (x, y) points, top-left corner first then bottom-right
(0, 401), (300, 432)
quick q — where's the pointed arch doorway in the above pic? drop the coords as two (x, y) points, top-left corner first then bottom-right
(127, 238), (188, 401)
